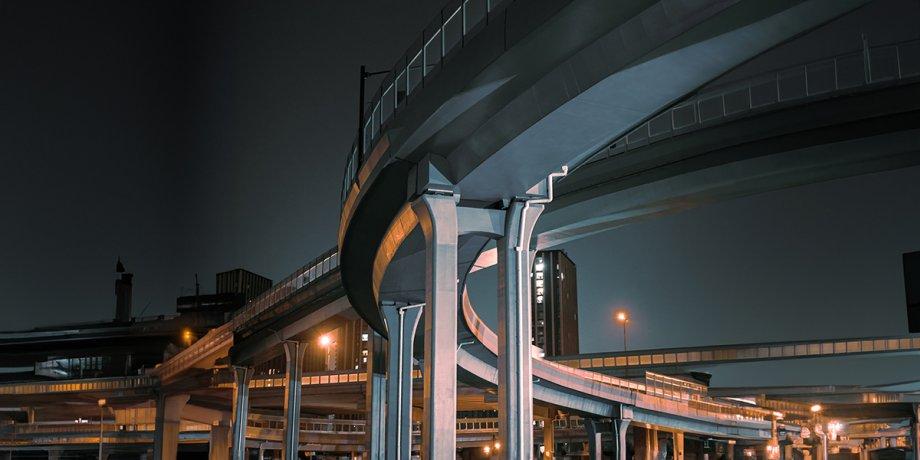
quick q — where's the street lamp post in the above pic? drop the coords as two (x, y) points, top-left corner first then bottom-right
(98, 398), (106, 460)
(616, 311), (629, 352)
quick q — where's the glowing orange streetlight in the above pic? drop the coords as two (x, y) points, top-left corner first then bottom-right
(319, 334), (332, 348)
(615, 310), (630, 351)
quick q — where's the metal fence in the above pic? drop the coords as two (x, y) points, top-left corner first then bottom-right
(0, 376), (155, 396)
(555, 335), (920, 372)
(152, 247), (339, 381)
(585, 38), (920, 164)
(342, 0), (514, 206)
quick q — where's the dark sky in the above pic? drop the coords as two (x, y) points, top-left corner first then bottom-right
(0, 1), (443, 329)
(1, 1), (918, 355)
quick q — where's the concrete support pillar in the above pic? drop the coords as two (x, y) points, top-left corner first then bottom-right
(615, 419), (631, 460)
(258, 443), (266, 460)
(282, 341), (307, 460)
(636, 427), (659, 460)
(210, 423), (231, 460)
(674, 432), (685, 460)
(496, 200), (543, 460)
(586, 419), (605, 460)
(912, 404), (920, 460)
(542, 419), (555, 459)
(382, 303), (423, 460)
(366, 329), (386, 460)
(231, 365), (254, 460)
(154, 394), (189, 460)
(728, 441), (736, 460)
(412, 192), (459, 459)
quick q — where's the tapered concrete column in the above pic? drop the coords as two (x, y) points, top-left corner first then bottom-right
(674, 432), (685, 460)
(585, 419), (605, 460)
(912, 405), (920, 460)
(210, 423), (231, 460)
(282, 341), (307, 460)
(231, 366), (254, 460)
(496, 200), (543, 460)
(366, 329), (386, 460)
(636, 427), (659, 460)
(542, 419), (555, 459)
(615, 418), (631, 460)
(153, 393), (189, 460)
(411, 192), (459, 459)
(382, 303), (423, 460)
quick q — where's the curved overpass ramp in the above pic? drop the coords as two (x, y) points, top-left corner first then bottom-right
(340, 0), (873, 332)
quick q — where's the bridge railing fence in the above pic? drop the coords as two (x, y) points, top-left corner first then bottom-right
(152, 248), (339, 380)
(342, 0), (515, 207)
(584, 38), (920, 166)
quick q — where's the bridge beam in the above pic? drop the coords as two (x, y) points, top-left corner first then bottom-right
(497, 199), (544, 459)
(153, 393), (189, 460)
(411, 190), (459, 459)
(231, 365), (254, 460)
(282, 341), (307, 460)
(382, 302), (423, 460)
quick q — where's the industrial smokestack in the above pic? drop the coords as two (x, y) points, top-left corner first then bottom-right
(115, 258), (133, 323)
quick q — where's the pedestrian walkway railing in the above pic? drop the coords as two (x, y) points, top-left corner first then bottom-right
(342, 0), (517, 207)
(553, 335), (920, 372)
(460, 289), (768, 424)
(152, 247), (339, 381)
(583, 38), (920, 165)
(0, 375), (155, 396)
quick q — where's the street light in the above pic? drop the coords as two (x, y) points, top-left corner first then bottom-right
(319, 334), (332, 347)
(97, 398), (106, 460)
(616, 310), (629, 351)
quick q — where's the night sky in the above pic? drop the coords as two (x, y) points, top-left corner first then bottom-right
(1, 2), (918, 353)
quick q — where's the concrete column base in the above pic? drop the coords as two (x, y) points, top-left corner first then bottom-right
(210, 423), (231, 460)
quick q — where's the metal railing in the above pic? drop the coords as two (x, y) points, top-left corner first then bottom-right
(460, 290), (768, 424)
(152, 247), (339, 381)
(585, 38), (920, 164)
(230, 247), (339, 328)
(0, 376), (155, 396)
(341, 0), (513, 206)
(553, 335), (920, 372)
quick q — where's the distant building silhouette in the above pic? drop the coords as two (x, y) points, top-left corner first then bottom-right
(905, 251), (920, 332)
(532, 250), (579, 357)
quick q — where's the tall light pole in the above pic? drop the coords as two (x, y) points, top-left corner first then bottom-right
(616, 311), (629, 352)
(98, 398), (106, 460)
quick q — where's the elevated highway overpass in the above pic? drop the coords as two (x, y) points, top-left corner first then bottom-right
(4, 0), (919, 459)
(334, 0), (918, 456)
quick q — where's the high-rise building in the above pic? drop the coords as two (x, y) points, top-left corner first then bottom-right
(531, 250), (579, 357)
